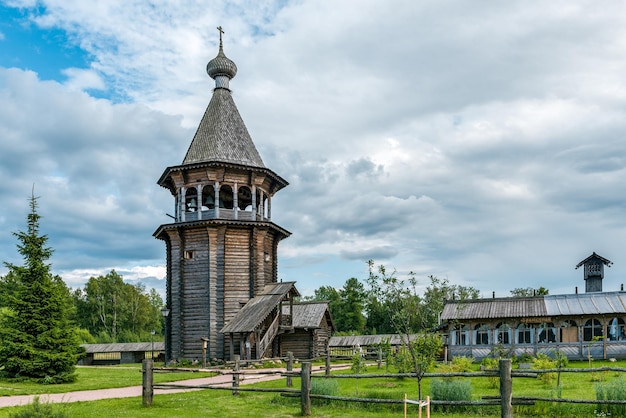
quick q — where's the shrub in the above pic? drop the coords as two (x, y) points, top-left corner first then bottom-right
(450, 356), (474, 372)
(532, 353), (557, 386)
(393, 348), (413, 374)
(41, 372), (77, 385)
(430, 378), (472, 413)
(9, 396), (68, 418)
(596, 376), (626, 416)
(518, 352), (534, 363)
(311, 378), (339, 405)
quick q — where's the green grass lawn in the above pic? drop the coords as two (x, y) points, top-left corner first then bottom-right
(0, 365), (216, 396)
(0, 360), (624, 417)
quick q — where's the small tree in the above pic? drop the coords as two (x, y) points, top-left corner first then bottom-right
(406, 333), (443, 399)
(0, 193), (82, 382)
(367, 261), (442, 399)
(587, 335), (603, 368)
(552, 349), (568, 388)
(350, 348), (367, 395)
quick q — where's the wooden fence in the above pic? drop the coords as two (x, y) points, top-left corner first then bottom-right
(142, 357), (626, 417)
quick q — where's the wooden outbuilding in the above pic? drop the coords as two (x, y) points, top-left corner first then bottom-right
(80, 342), (164, 365)
(279, 302), (335, 359)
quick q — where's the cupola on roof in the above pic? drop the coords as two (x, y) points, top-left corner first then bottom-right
(182, 27), (265, 168)
(206, 27), (237, 80)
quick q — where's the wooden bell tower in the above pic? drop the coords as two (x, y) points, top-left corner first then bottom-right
(154, 29), (290, 361)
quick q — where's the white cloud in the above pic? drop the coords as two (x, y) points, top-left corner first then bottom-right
(1, 1), (626, 298)
(61, 67), (105, 91)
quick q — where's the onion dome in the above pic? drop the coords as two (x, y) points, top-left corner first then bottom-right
(206, 27), (237, 89)
(206, 45), (237, 79)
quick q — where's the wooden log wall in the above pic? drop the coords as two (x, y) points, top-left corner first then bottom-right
(207, 227), (222, 360)
(165, 221), (284, 361)
(222, 228), (252, 359)
(314, 316), (332, 357)
(281, 329), (313, 359)
(166, 229), (182, 361)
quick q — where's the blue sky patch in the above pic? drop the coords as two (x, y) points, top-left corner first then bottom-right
(0, 4), (90, 82)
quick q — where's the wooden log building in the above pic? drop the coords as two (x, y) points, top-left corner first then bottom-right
(154, 30), (332, 362)
(80, 342), (164, 365)
(280, 302), (335, 359)
(441, 252), (626, 360)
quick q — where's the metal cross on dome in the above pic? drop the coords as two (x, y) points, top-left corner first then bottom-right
(217, 26), (224, 46)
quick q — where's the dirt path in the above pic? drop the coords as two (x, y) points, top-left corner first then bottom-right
(0, 365), (338, 408)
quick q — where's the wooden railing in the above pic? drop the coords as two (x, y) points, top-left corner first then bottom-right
(257, 315), (280, 358)
(180, 208), (268, 222)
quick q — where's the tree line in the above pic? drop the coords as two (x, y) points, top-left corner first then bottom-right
(1, 268), (165, 345)
(303, 260), (481, 335)
(71, 270), (164, 343)
(304, 260), (549, 335)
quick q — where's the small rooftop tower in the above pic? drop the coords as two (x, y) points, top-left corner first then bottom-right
(575, 252), (613, 293)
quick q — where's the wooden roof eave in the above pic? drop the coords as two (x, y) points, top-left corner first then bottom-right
(220, 282), (299, 334)
(152, 219), (292, 241)
(157, 161), (289, 192)
(575, 252), (613, 269)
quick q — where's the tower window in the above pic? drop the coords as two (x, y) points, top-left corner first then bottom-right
(185, 188), (198, 212)
(202, 185), (216, 210)
(238, 186), (252, 210)
(184, 251), (194, 260)
(219, 185), (234, 209)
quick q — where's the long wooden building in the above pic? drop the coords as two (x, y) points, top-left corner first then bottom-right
(154, 30), (331, 362)
(441, 252), (626, 360)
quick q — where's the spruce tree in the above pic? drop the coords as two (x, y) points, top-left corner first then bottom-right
(0, 193), (83, 382)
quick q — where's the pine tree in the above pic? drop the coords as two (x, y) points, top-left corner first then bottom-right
(0, 193), (83, 382)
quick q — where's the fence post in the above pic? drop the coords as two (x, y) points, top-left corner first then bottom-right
(404, 393), (407, 418)
(499, 359), (512, 418)
(142, 359), (153, 407)
(378, 347), (382, 369)
(301, 361), (311, 416)
(286, 351), (293, 387)
(325, 351), (331, 376)
(232, 354), (240, 395)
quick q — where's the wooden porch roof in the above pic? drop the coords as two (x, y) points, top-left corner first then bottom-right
(220, 282), (299, 334)
(281, 302), (336, 330)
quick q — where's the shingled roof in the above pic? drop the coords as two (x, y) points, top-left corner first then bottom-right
(282, 302), (335, 329)
(442, 297), (548, 321)
(182, 87), (265, 168)
(441, 292), (626, 321)
(575, 252), (613, 269)
(82, 342), (164, 353)
(220, 282), (299, 334)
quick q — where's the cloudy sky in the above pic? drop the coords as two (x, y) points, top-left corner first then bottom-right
(1, 0), (625, 298)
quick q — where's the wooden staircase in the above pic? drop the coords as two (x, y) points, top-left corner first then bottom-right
(257, 314), (280, 358)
